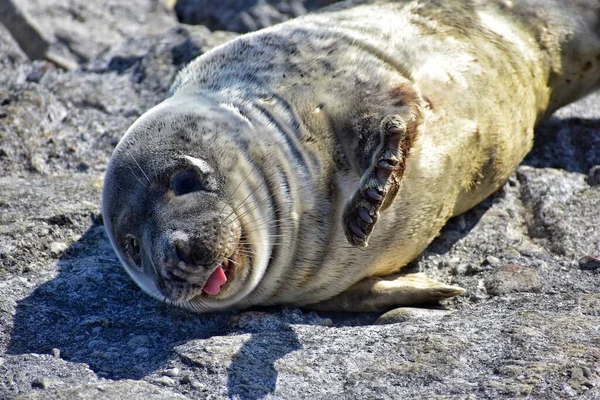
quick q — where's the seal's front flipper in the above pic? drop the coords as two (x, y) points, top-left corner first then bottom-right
(306, 273), (465, 313)
(343, 112), (419, 247)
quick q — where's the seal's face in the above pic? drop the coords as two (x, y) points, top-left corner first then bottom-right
(102, 95), (274, 312)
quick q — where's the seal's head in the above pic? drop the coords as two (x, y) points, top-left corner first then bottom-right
(102, 93), (276, 312)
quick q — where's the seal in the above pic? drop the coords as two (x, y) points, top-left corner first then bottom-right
(102, 0), (600, 313)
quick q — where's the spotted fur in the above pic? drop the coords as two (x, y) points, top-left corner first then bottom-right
(103, 0), (600, 312)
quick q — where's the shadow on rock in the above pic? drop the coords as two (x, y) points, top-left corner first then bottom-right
(523, 116), (600, 173)
(226, 324), (302, 399)
(419, 196), (493, 259)
(7, 221), (233, 380)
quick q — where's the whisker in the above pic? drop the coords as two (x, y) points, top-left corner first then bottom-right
(221, 177), (273, 225)
(220, 169), (254, 215)
(128, 166), (149, 188)
(238, 233), (287, 240)
(226, 258), (243, 267)
(238, 241), (284, 246)
(232, 202), (262, 223)
(247, 217), (293, 229)
(236, 251), (256, 258)
(128, 151), (151, 184)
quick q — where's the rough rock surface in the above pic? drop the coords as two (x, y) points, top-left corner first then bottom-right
(1, 1), (599, 399)
(2, 0), (177, 67)
(174, 0), (339, 33)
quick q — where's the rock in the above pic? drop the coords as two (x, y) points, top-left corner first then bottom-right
(228, 308), (332, 332)
(174, 0), (339, 32)
(190, 381), (207, 391)
(132, 348), (150, 357)
(0, 355), (99, 397)
(568, 366), (596, 391)
(0, 25), (237, 178)
(588, 165), (600, 186)
(485, 255), (501, 267)
(152, 376), (174, 386)
(19, 380), (189, 399)
(0, 1), (599, 398)
(375, 307), (451, 325)
(30, 377), (48, 389)
(163, 367), (180, 377)
(485, 265), (541, 296)
(127, 335), (150, 348)
(3, 0), (177, 67)
(0, 0), (53, 64)
(579, 256), (600, 271)
(49, 242), (67, 256)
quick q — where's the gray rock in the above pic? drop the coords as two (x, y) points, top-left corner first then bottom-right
(0, 25), (236, 178)
(0, 354), (99, 397)
(485, 265), (541, 296)
(174, 0), (339, 32)
(579, 256), (600, 271)
(375, 307), (451, 325)
(127, 335), (150, 348)
(20, 380), (189, 399)
(163, 367), (180, 377)
(589, 165), (600, 186)
(49, 242), (67, 256)
(485, 255), (501, 267)
(30, 377), (48, 389)
(152, 376), (175, 386)
(0, 0), (599, 399)
(3, 0), (177, 66)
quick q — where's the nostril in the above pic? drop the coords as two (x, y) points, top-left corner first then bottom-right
(174, 240), (193, 265)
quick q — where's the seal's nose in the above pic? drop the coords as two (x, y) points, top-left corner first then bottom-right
(174, 237), (218, 266)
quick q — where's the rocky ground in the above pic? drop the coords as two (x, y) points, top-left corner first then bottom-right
(0, 1), (599, 399)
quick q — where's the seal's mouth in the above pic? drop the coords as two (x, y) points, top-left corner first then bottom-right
(201, 244), (244, 296)
(198, 223), (252, 299)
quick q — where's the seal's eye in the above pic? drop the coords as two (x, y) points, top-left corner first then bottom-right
(172, 170), (201, 195)
(124, 234), (141, 266)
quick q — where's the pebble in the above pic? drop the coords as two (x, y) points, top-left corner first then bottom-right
(153, 376), (174, 385)
(485, 255), (501, 267)
(127, 335), (150, 347)
(579, 256), (600, 271)
(485, 264), (541, 296)
(375, 307), (451, 325)
(163, 367), (180, 377)
(455, 264), (469, 275)
(49, 242), (67, 256)
(31, 377), (48, 389)
(191, 381), (208, 391)
(29, 154), (48, 174)
(588, 165), (600, 186)
(87, 340), (105, 349)
(133, 347), (150, 357)
(51, 348), (61, 358)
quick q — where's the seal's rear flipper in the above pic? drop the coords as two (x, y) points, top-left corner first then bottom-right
(306, 273), (464, 313)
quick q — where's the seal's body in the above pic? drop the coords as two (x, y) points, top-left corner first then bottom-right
(103, 0), (600, 312)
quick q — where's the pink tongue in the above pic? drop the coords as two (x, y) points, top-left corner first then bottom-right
(202, 265), (227, 295)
